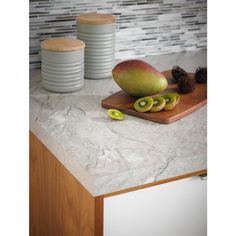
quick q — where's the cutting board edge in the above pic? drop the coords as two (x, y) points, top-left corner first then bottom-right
(165, 98), (207, 123)
(101, 97), (207, 124)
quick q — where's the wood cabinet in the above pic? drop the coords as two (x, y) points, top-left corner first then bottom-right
(30, 132), (207, 236)
(30, 132), (95, 236)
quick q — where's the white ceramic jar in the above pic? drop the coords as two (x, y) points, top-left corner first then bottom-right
(76, 12), (116, 79)
(40, 37), (85, 92)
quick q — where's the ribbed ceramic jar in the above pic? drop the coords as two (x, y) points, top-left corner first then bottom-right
(40, 37), (85, 92)
(76, 12), (116, 79)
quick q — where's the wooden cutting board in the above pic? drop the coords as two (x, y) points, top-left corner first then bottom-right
(101, 70), (207, 124)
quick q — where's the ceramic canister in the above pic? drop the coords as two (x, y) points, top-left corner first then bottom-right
(76, 12), (116, 79)
(40, 37), (85, 92)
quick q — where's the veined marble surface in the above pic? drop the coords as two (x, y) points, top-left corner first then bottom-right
(30, 50), (207, 196)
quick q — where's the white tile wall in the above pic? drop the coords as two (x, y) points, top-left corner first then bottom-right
(30, 0), (207, 68)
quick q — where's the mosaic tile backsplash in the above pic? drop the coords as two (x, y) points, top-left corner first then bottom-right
(30, 0), (207, 69)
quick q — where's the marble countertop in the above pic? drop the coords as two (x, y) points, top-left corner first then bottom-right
(30, 50), (207, 196)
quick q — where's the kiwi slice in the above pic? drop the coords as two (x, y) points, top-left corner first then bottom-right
(107, 109), (125, 120)
(168, 93), (180, 105)
(134, 96), (153, 112)
(162, 94), (177, 111)
(150, 96), (166, 112)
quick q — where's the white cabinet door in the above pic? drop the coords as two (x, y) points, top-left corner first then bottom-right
(104, 176), (207, 236)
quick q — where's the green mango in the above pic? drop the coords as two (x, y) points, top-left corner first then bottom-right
(112, 60), (168, 97)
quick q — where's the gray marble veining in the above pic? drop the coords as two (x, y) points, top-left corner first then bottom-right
(30, 50), (207, 196)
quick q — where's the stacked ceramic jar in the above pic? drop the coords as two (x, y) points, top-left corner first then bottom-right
(40, 38), (85, 93)
(40, 12), (116, 92)
(76, 12), (116, 79)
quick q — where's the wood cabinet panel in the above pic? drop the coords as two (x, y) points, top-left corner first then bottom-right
(30, 132), (95, 236)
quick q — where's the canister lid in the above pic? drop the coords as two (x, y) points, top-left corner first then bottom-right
(40, 37), (85, 52)
(76, 12), (116, 25)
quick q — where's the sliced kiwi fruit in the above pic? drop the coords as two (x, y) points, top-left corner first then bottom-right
(162, 94), (177, 111)
(107, 109), (125, 120)
(150, 96), (166, 112)
(134, 96), (153, 112)
(168, 93), (180, 105)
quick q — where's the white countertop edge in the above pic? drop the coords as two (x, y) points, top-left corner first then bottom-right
(92, 157), (207, 196)
(30, 118), (97, 196)
(30, 112), (207, 197)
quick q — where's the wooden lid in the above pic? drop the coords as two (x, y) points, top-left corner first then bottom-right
(40, 37), (85, 52)
(76, 12), (116, 25)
